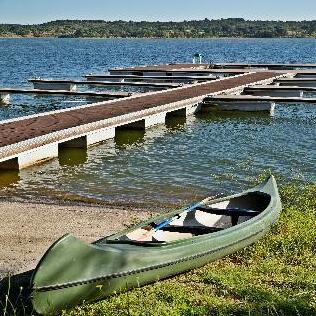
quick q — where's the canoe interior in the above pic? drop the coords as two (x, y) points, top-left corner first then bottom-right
(118, 191), (271, 242)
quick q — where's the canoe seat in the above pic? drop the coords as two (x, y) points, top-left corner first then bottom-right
(195, 207), (260, 226)
(161, 225), (223, 235)
(195, 207), (260, 217)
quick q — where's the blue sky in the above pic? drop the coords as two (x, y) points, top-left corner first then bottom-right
(0, 0), (315, 24)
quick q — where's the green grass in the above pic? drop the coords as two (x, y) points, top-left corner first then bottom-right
(62, 182), (316, 316)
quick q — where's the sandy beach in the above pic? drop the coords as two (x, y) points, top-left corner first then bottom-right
(0, 200), (151, 279)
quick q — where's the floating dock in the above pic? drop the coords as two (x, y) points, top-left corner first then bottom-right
(0, 72), (281, 170)
(29, 79), (182, 90)
(274, 78), (316, 87)
(245, 85), (316, 92)
(0, 88), (133, 105)
(109, 64), (316, 77)
(210, 63), (316, 70)
(204, 94), (316, 104)
(84, 74), (218, 83)
(243, 85), (316, 97)
(203, 94), (316, 113)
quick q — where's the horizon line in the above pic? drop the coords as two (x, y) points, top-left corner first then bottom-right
(1, 17), (316, 25)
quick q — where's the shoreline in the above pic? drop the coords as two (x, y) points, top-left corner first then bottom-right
(1, 36), (315, 39)
(0, 199), (152, 279)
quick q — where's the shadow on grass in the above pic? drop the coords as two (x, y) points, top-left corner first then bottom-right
(0, 270), (34, 315)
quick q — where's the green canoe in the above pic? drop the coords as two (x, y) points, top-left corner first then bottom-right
(31, 175), (282, 314)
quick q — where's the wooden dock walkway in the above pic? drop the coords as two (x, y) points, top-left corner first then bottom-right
(0, 72), (281, 169)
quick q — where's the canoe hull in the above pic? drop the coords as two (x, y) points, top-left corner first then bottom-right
(31, 176), (281, 314)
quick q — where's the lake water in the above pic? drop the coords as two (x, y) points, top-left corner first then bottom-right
(0, 38), (315, 207)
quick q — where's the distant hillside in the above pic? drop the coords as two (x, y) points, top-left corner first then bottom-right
(0, 19), (315, 38)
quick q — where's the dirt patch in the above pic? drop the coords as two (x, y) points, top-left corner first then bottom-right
(0, 200), (151, 278)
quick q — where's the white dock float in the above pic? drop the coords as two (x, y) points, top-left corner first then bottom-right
(0, 88), (132, 102)
(295, 73), (316, 79)
(204, 95), (316, 104)
(246, 90), (303, 98)
(32, 81), (77, 91)
(203, 100), (275, 113)
(243, 86), (303, 98)
(145, 113), (167, 127)
(18, 143), (59, 168)
(84, 74), (218, 84)
(274, 78), (316, 87)
(86, 127), (116, 146)
(0, 143), (59, 170)
(29, 78), (182, 89)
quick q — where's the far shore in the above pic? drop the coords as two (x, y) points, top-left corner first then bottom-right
(0, 200), (151, 279)
(1, 36), (314, 39)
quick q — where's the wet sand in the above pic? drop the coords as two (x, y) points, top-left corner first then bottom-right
(0, 200), (151, 279)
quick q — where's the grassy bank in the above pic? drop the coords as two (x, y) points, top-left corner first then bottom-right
(63, 182), (316, 316)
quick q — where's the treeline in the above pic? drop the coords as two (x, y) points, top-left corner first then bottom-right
(0, 18), (315, 38)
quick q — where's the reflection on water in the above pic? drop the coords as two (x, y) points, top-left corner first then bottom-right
(0, 105), (314, 207)
(58, 148), (88, 166)
(165, 115), (187, 130)
(0, 170), (20, 187)
(115, 129), (145, 149)
(0, 95), (96, 121)
(195, 110), (271, 122)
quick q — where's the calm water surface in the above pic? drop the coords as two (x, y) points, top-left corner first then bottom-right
(0, 38), (315, 207)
